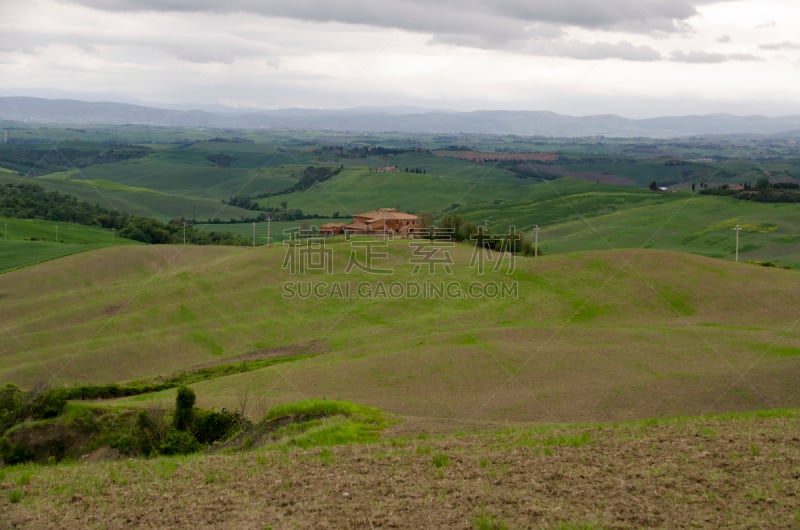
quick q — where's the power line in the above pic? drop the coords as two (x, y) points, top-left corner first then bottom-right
(734, 224), (742, 262)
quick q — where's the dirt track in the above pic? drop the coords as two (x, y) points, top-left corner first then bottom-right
(3, 414), (799, 529)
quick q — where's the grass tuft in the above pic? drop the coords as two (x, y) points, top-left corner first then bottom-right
(431, 454), (449, 468)
(473, 510), (510, 530)
(8, 489), (24, 503)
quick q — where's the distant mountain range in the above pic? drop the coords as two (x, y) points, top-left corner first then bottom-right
(2, 96), (800, 138)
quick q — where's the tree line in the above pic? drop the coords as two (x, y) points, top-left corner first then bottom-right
(698, 177), (800, 202)
(434, 214), (541, 256)
(223, 165), (342, 220)
(0, 143), (151, 175)
(0, 183), (250, 245)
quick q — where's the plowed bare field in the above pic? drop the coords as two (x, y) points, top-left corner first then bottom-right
(3, 413), (799, 529)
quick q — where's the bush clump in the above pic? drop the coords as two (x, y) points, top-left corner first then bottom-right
(1, 383), (249, 462)
(131, 409), (169, 456)
(173, 386), (196, 431)
(128, 387), (247, 457)
(29, 388), (68, 420)
(193, 408), (246, 445)
(159, 429), (200, 455)
(0, 384), (25, 435)
(0, 440), (35, 465)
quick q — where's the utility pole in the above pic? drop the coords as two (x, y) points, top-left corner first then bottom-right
(252, 221), (256, 248)
(534, 225), (540, 257)
(266, 216), (272, 248)
(734, 224), (742, 262)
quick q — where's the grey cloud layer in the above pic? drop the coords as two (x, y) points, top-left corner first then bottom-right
(59, 0), (736, 61)
(670, 50), (761, 63)
(62, 0), (727, 31)
(759, 41), (800, 51)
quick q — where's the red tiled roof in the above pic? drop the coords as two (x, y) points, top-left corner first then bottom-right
(354, 208), (419, 221)
(343, 222), (370, 231)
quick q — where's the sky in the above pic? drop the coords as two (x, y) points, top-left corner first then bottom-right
(1, 0), (799, 117)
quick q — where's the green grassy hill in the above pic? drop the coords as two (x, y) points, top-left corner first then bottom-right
(1, 242), (797, 423)
(267, 166), (580, 217)
(4, 134), (796, 270)
(3, 162), (798, 268)
(0, 147), (525, 220)
(539, 195), (800, 266)
(0, 172), (257, 221)
(0, 216), (141, 272)
(455, 180), (800, 268)
(32, 149), (526, 217)
(3, 125), (800, 529)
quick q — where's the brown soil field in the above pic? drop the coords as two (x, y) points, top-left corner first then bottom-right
(2, 413), (799, 529)
(433, 150), (559, 162)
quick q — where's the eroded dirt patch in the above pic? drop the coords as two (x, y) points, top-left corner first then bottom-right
(186, 339), (327, 372)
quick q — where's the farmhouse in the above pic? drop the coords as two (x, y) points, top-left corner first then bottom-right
(320, 208), (420, 237)
(319, 222), (347, 236)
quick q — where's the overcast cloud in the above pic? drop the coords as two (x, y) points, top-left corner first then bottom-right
(760, 41), (800, 51)
(62, 0), (731, 34)
(1, 0), (799, 117)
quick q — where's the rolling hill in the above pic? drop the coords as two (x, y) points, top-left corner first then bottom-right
(0, 171), (258, 222)
(2, 137), (798, 268)
(0, 216), (141, 273)
(1, 243), (797, 423)
(454, 183), (800, 268)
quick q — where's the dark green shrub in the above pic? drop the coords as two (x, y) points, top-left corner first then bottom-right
(193, 408), (247, 444)
(0, 384), (25, 435)
(29, 388), (67, 419)
(109, 433), (136, 455)
(173, 386), (195, 431)
(159, 429), (200, 455)
(132, 409), (167, 456)
(61, 382), (174, 400)
(0, 440), (35, 465)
